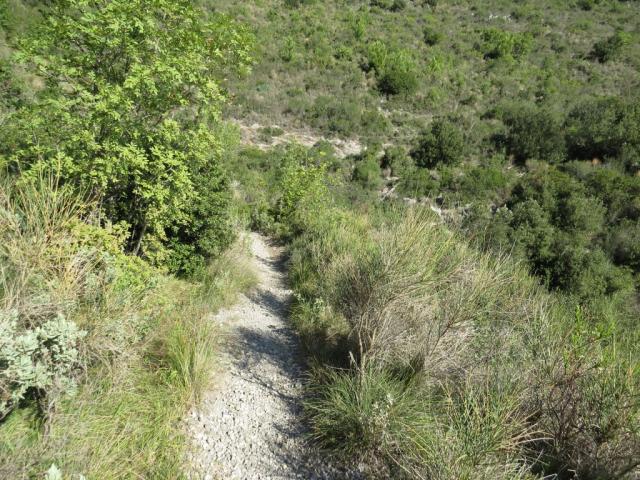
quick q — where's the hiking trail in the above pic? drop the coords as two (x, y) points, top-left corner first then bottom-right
(185, 233), (361, 480)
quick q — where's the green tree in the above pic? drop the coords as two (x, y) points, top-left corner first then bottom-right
(3, 0), (252, 268)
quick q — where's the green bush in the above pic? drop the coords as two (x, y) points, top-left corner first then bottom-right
(275, 145), (329, 234)
(591, 30), (632, 62)
(0, 311), (85, 419)
(577, 0), (603, 11)
(367, 41), (419, 95)
(452, 160), (514, 203)
(306, 368), (422, 461)
(479, 28), (533, 60)
(502, 105), (566, 163)
(411, 119), (465, 168)
(370, 0), (406, 11)
(381, 146), (414, 177)
(565, 96), (640, 161)
(307, 96), (363, 136)
(2, 0), (252, 269)
(423, 27), (443, 46)
(607, 220), (640, 273)
(398, 168), (440, 198)
(352, 151), (383, 190)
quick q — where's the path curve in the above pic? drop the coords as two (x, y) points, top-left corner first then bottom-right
(186, 233), (359, 480)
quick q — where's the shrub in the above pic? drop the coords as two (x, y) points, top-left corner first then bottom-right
(411, 119), (465, 168)
(289, 204), (640, 478)
(3, 0), (252, 268)
(502, 105), (566, 163)
(529, 306), (640, 478)
(479, 28), (533, 61)
(0, 311), (85, 419)
(577, 0), (603, 10)
(381, 146), (414, 177)
(0, 175), (130, 418)
(591, 30), (632, 62)
(398, 168), (440, 198)
(607, 220), (640, 273)
(305, 367), (424, 470)
(367, 41), (419, 95)
(452, 160), (514, 203)
(307, 96), (363, 136)
(565, 96), (640, 161)
(370, 0), (406, 11)
(378, 52), (419, 96)
(275, 146), (329, 233)
(352, 151), (383, 190)
(423, 27), (443, 46)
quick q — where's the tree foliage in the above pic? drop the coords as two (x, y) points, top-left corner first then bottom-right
(2, 0), (252, 270)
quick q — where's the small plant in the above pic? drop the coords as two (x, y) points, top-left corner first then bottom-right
(423, 27), (443, 46)
(305, 367), (424, 467)
(0, 311), (85, 419)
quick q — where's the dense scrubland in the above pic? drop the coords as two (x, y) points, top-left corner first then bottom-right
(223, 0), (640, 477)
(1, 0), (639, 479)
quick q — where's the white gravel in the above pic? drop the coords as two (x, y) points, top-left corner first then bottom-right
(185, 233), (361, 480)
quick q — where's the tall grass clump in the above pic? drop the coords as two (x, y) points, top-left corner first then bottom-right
(0, 175), (257, 478)
(287, 202), (640, 479)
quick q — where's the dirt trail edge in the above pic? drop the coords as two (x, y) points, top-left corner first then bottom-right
(185, 233), (361, 480)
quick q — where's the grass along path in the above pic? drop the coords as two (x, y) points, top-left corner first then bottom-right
(184, 233), (359, 480)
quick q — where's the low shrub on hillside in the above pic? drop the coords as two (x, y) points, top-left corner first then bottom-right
(591, 30), (632, 62)
(0, 175), (257, 478)
(423, 26), (442, 46)
(381, 146), (414, 178)
(565, 96), (640, 161)
(352, 150), (383, 190)
(479, 28), (533, 61)
(370, 0), (406, 11)
(502, 105), (566, 163)
(367, 41), (419, 96)
(411, 119), (464, 169)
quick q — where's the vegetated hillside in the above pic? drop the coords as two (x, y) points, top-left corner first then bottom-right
(220, 4), (640, 473)
(208, 0), (639, 145)
(1, 0), (639, 479)
(234, 142), (639, 479)
(0, 1), (257, 477)
(210, 0), (640, 307)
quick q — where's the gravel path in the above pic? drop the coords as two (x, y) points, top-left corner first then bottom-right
(185, 233), (360, 480)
